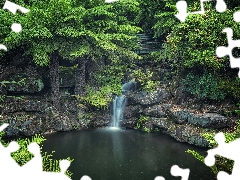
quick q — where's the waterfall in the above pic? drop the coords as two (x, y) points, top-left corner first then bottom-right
(122, 81), (137, 92)
(111, 95), (126, 127)
(110, 81), (136, 128)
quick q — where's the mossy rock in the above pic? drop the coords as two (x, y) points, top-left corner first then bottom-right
(59, 66), (77, 87)
(6, 73), (44, 93)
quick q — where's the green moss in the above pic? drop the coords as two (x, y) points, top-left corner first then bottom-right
(59, 65), (78, 76)
(136, 115), (150, 129)
(33, 79), (44, 92)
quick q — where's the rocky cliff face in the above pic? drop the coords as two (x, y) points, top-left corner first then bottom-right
(120, 87), (235, 147)
(0, 60), (237, 148)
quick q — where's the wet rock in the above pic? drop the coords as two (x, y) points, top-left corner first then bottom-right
(88, 110), (111, 128)
(168, 124), (209, 147)
(5, 67), (44, 93)
(143, 104), (172, 118)
(149, 117), (209, 147)
(120, 118), (138, 129)
(124, 105), (142, 119)
(151, 118), (173, 131)
(1, 98), (47, 113)
(162, 108), (188, 124)
(163, 107), (231, 129)
(3, 108), (79, 137)
(187, 113), (230, 129)
(126, 88), (171, 106)
(1, 96), (81, 137)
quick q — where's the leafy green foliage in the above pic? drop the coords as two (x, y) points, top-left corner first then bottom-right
(183, 73), (226, 101)
(186, 149), (218, 174)
(135, 0), (168, 34)
(218, 77), (240, 100)
(131, 69), (158, 92)
(0, 79), (26, 104)
(0, 0), (142, 65)
(84, 59), (135, 109)
(74, 84), (121, 110)
(0, 0), (144, 108)
(0, 133), (73, 177)
(187, 120), (240, 176)
(149, 0), (240, 101)
(136, 115), (149, 130)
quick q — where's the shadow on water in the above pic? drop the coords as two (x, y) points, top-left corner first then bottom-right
(42, 128), (216, 180)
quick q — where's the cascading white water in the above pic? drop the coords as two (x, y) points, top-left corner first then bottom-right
(110, 81), (136, 128)
(111, 95), (126, 127)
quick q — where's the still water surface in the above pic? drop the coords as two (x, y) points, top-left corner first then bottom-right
(42, 128), (216, 180)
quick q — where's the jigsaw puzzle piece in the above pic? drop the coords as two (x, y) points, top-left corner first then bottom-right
(0, 123), (9, 131)
(205, 132), (240, 162)
(154, 176), (165, 180)
(171, 165), (190, 180)
(21, 142), (43, 174)
(234, 11), (240, 23)
(154, 165), (190, 180)
(80, 175), (92, 180)
(3, 0), (30, 14)
(217, 171), (232, 180)
(175, 0), (188, 22)
(0, 124), (22, 177)
(216, 0), (227, 12)
(31, 160), (72, 180)
(216, 28), (240, 77)
(205, 132), (240, 180)
(216, 46), (229, 58)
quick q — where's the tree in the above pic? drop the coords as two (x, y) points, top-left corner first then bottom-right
(134, 0), (168, 34)
(148, 0), (240, 101)
(0, 0), (142, 109)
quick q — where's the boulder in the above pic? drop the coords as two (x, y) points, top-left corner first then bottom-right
(187, 113), (230, 129)
(120, 118), (138, 129)
(126, 88), (171, 106)
(0, 96), (84, 137)
(168, 124), (209, 147)
(124, 105), (142, 119)
(143, 104), (171, 118)
(2, 106), (80, 137)
(149, 117), (210, 147)
(164, 107), (231, 129)
(88, 110), (111, 128)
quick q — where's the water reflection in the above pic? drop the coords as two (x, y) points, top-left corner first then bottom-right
(42, 128), (216, 180)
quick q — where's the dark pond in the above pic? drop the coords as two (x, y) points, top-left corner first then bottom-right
(42, 128), (216, 180)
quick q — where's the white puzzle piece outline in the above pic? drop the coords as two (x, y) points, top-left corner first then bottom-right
(204, 132), (240, 180)
(155, 165), (190, 180)
(0, 123), (92, 180)
(0, 0), (30, 51)
(175, 0), (227, 22)
(216, 28), (240, 77)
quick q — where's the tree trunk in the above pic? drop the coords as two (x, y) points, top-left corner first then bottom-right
(75, 57), (86, 96)
(49, 52), (60, 110)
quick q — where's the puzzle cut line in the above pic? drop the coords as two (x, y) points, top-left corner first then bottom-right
(0, 123), (92, 180)
(205, 132), (240, 180)
(175, 0), (227, 22)
(154, 165), (190, 180)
